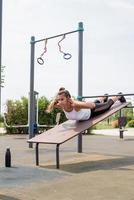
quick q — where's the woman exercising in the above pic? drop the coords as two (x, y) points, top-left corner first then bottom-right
(47, 87), (126, 121)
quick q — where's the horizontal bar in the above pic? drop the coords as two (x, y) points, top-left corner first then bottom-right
(37, 124), (54, 128)
(79, 93), (134, 99)
(3, 114), (28, 128)
(126, 106), (134, 108)
(5, 124), (28, 128)
(34, 29), (82, 44)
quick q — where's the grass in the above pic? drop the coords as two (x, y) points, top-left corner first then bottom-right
(92, 120), (113, 130)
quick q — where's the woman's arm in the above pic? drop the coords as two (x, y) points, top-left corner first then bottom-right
(46, 99), (61, 113)
(73, 100), (95, 109)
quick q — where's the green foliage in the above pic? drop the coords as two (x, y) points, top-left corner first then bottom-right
(110, 103), (133, 123)
(38, 96), (50, 125)
(127, 120), (134, 128)
(0, 114), (4, 123)
(6, 97), (28, 125)
(5, 97), (28, 133)
(4, 96), (67, 134)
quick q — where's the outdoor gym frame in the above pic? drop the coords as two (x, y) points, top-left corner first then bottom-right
(29, 22), (84, 147)
(29, 21), (134, 150)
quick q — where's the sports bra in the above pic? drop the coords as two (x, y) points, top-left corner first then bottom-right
(64, 108), (91, 121)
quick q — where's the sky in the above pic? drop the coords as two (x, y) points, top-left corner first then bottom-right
(1, 0), (134, 111)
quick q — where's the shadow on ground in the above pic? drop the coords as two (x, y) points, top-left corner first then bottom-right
(42, 156), (134, 173)
(0, 166), (70, 188)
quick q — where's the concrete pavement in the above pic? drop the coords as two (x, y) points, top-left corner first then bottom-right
(0, 130), (134, 199)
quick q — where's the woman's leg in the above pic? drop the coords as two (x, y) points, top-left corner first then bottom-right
(91, 97), (119, 117)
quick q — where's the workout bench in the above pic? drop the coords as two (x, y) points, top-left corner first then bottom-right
(28, 102), (129, 169)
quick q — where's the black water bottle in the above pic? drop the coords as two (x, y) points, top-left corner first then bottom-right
(5, 147), (11, 167)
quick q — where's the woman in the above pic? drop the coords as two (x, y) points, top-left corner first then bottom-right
(47, 88), (126, 121)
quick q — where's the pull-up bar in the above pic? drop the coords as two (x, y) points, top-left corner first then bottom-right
(37, 30), (78, 64)
(33, 29), (83, 44)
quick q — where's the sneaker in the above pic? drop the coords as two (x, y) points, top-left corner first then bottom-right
(118, 92), (126, 103)
(94, 93), (108, 103)
(103, 93), (108, 102)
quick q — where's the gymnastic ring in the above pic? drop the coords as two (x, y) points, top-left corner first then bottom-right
(37, 57), (44, 65)
(63, 53), (72, 60)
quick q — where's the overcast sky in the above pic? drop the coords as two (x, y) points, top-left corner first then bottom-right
(1, 0), (134, 110)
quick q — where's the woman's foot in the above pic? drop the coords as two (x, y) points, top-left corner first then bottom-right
(118, 92), (126, 103)
(94, 93), (108, 103)
(103, 93), (109, 102)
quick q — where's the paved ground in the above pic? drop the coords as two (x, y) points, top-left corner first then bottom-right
(0, 129), (134, 200)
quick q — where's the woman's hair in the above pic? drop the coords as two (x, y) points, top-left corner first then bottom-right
(58, 87), (71, 98)
(59, 87), (65, 91)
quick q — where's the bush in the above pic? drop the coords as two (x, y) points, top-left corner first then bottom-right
(111, 104), (133, 123)
(127, 120), (134, 128)
(111, 120), (119, 128)
(4, 96), (67, 134)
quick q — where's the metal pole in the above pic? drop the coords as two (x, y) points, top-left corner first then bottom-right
(78, 22), (84, 153)
(119, 109), (124, 139)
(78, 22), (83, 100)
(29, 36), (35, 148)
(0, 0), (3, 114)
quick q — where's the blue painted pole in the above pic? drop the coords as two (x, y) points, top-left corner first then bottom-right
(29, 36), (35, 148)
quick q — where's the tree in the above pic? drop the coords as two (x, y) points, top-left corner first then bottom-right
(4, 97), (28, 133)
(4, 96), (67, 134)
